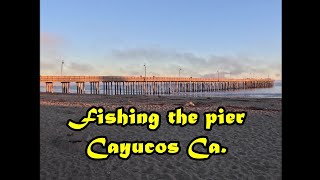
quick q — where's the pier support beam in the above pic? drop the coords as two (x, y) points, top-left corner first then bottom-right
(76, 82), (85, 94)
(45, 82), (53, 93)
(61, 82), (70, 93)
(90, 82), (100, 94)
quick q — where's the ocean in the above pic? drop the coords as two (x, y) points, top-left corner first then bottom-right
(40, 80), (281, 98)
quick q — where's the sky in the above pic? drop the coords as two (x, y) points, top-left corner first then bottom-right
(40, 0), (281, 80)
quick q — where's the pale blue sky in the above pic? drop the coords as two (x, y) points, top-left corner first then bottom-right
(40, 0), (281, 79)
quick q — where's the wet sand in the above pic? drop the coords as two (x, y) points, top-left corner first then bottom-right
(40, 93), (282, 179)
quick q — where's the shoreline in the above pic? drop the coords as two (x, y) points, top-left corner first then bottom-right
(40, 93), (281, 111)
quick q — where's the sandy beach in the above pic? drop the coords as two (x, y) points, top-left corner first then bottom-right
(40, 93), (282, 179)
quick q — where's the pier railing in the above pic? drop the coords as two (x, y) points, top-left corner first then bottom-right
(40, 76), (272, 82)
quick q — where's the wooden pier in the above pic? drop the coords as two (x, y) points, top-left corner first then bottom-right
(40, 76), (274, 95)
